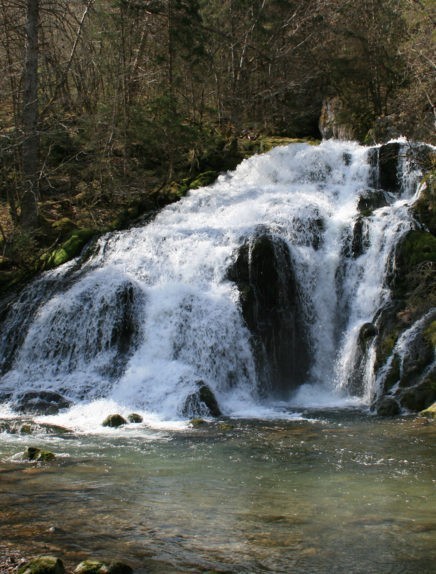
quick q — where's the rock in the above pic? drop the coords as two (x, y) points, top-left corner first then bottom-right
(399, 375), (436, 412)
(376, 396), (401, 417)
(14, 391), (72, 415)
(351, 217), (369, 258)
(18, 556), (65, 574)
(74, 560), (133, 574)
(107, 561), (133, 574)
(357, 189), (389, 216)
(373, 142), (402, 193)
(189, 418), (207, 428)
(227, 231), (310, 397)
(102, 414), (127, 428)
(23, 447), (56, 462)
(182, 381), (222, 418)
(127, 413), (143, 423)
(359, 323), (378, 341)
(420, 402), (436, 419)
(319, 97), (355, 140)
(74, 561), (108, 574)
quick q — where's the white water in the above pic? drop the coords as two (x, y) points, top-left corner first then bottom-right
(0, 140), (425, 428)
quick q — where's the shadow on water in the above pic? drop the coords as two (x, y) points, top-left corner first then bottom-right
(0, 411), (435, 573)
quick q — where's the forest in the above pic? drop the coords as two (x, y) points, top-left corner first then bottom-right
(0, 0), (434, 283)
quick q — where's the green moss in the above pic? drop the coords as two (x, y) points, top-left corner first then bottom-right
(18, 556), (65, 574)
(24, 447), (56, 462)
(423, 320), (436, 347)
(398, 230), (436, 269)
(74, 561), (107, 574)
(189, 418), (207, 428)
(420, 402), (436, 419)
(42, 228), (96, 268)
(188, 170), (218, 190)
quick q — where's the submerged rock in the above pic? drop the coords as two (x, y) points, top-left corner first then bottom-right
(102, 414), (127, 428)
(18, 556), (65, 574)
(227, 231), (310, 397)
(14, 391), (71, 415)
(24, 447), (56, 462)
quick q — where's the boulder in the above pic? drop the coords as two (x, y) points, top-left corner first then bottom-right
(14, 391), (71, 415)
(24, 447), (56, 462)
(127, 413), (143, 423)
(18, 556), (65, 574)
(182, 381), (221, 418)
(227, 231), (310, 397)
(376, 396), (400, 417)
(357, 189), (389, 216)
(420, 402), (436, 419)
(102, 414), (127, 428)
(74, 561), (133, 574)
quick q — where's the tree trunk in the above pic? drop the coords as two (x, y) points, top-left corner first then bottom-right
(21, 0), (39, 229)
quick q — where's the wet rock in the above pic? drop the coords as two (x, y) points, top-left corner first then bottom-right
(74, 561), (133, 574)
(374, 143), (402, 193)
(74, 561), (107, 574)
(189, 418), (207, 428)
(182, 381), (221, 418)
(376, 396), (400, 417)
(102, 414), (127, 428)
(14, 391), (71, 415)
(399, 374), (436, 412)
(127, 413), (143, 423)
(18, 555), (65, 574)
(357, 189), (389, 216)
(359, 323), (378, 341)
(227, 231), (310, 397)
(23, 447), (56, 462)
(351, 217), (370, 258)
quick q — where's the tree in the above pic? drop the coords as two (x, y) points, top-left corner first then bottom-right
(20, 0), (39, 229)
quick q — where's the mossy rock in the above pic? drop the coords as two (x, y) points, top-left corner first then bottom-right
(218, 422), (234, 431)
(188, 170), (218, 190)
(127, 413), (143, 423)
(18, 556), (65, 574)
(396, 230), (436, 270)
(413, 171), (436, 234)
(74, 561), (108, 574)
(424, 320), (436, 347)
(102, 414), (127, 428)
(24, 447), (56, 462)
(51, 217), (78, 235)
(420, 402), (436, 419)
(74, 561), (133, 574)
(189, 418), (207, 428)
(43, 228), (96, 268)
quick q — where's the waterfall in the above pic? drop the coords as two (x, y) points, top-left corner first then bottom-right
(0, 140), (429, 423)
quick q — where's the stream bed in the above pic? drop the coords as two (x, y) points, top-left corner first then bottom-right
(0, 410), (435, 573)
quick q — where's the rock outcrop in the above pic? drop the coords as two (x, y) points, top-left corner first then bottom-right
(228, 231), (310, 397)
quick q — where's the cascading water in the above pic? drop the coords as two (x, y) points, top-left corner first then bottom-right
(0, 140), (428, 425)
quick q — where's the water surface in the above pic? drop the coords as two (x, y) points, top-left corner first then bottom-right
(1, 411), (435, 573)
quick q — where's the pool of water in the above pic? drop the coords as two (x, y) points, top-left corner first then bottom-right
(1, 410), (435, 573)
